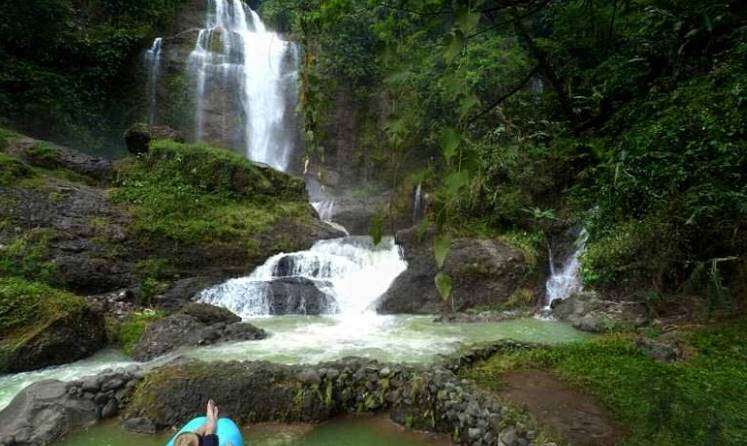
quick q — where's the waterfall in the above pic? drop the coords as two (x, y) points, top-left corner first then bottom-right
(544, 229), (588, 308)
(188, 0), (299, 171)
(199, 237), (405, 318)
(412, 183), (423, 223)
(145, 37), (162, 125)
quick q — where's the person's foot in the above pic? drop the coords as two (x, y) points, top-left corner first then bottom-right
(207, 399), (219, 422)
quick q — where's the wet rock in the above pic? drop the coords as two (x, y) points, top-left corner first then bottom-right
(265, 277), (338, 315)
(0, 305), (107, 374)
(123, 123), (184, 155)
(552, 291), (648, 332)
(0, 380), (98, 445)
(101, 399), (119, 419)
(155, 277), (223, 311)
(377, 226), (527, 314)
(131, 304), (266, 361)
(122, 417), (158, 434)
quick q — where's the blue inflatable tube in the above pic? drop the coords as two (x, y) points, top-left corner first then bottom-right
(166, 417), (244, 446)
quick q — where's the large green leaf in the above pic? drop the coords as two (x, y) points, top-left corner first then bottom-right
(444, 170), (471, 199)
(433, 234), (452, 269)
(440, 127), (460, 162)
(368, 214), (383, 246)
(444, 30), (464, 63)
(434, 272), (453, 302)
(455, 9), (481, 34)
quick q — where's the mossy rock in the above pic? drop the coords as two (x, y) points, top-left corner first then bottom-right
(0, 277), (106, 373)
(0, 153), (33, 186)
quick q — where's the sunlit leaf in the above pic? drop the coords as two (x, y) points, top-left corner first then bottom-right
(444, 170), (471, 198)
(455, 8), (481, 34)
(458, 94), (480, 117)
(440, 127), (460, 162)
(435, 272), (453, 302)
(444, 30), (464, 63)
(368, 214), (384, 245)
(433, 234), (452, 269)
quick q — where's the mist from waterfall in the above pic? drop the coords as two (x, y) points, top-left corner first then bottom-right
(145, 37), (162, 125)
(188, 0), (299, 171)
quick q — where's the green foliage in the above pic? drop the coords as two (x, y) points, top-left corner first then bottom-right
(0, 0), (186, 151)
(0, 277), (84, 338)
(463, 319), (747, 445)
(0, 228), (58, 285)
(0, 153), (33, 186)
(432, 234), (451, 269)
(291, 0), (745, 299)
(111, 309), (164, 356)
(111, 140), (310, 248)
(434, 272), (453, 302)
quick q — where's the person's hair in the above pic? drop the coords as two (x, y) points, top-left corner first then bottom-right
(174, 432), (200, 446)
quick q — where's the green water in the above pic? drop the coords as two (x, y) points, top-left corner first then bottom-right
(0, 317), (588, 410)
(58, 415), (451, 446)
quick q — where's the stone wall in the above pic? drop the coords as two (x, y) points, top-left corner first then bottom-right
(0, 341), (555, 446)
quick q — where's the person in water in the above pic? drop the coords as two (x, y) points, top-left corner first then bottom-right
(174, 399), (220, 446)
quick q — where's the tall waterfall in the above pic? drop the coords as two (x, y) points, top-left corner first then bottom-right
(188, 0), (299, 171)
(199, 237), (406, 318)
(544, 229), (588, 308)
(145, 37), (162, 125)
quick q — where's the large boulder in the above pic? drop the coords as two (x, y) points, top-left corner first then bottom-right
(265, 277), (338, 315)
(123, 123), (184, 155)
(0, 279), (107, 373)
(551, 291), (648, 332)
(376, 227), (527, 314)
(0, 380), (98, 445)
(131, 304), (266, 361)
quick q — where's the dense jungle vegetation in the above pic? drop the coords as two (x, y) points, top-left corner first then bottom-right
(259, 0), (746, 309)
(0, 0), (185, 150)
(0, 0), (745, 308)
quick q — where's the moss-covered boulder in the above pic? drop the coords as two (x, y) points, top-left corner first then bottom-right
(0, 132), (341, 296)
(376, 226), (528, 314)
(0, 278), (106, 373)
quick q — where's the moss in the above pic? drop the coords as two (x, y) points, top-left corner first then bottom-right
(498, 230), (544, 273)
(0, 277), (85, 340)
(0, 228), (58, 284)
(463, 319), (747, 445)
(111, 140), (310, 248)
(0, 153), (34, 186)
(110, 310), (164, 356)
(0, 127), (19, 151)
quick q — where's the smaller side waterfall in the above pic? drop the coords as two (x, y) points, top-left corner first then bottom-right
(412, 183), (424, 223)
(199, 237), (406, 318)
(544, 229), (588, 308)
(145, 37), (163, 125)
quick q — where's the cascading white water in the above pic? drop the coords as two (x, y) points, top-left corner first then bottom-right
(199, 236), (406, 318)
(145, 37), (163, 125)
(544, 229), (588, 308)
(188, 0), (299, 171)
